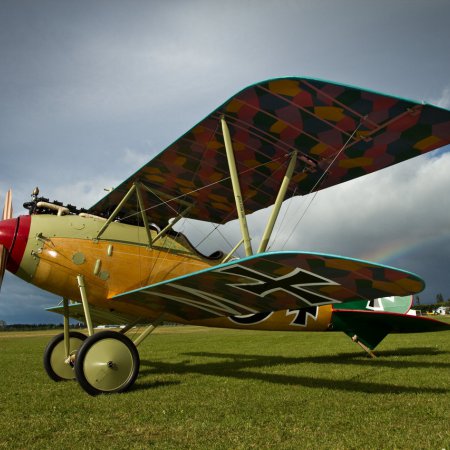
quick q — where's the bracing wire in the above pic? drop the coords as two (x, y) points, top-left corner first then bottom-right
(105, 116), (364, 257)
(119, 153), (287, 224)
(266, 184), (299, 252)
(276, 120), (366, 250)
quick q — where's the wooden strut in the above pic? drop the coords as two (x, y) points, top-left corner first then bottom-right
(257, 150), (298, 253)
(221, 238), (244, 264)
(133, 315), (165, 347)
(119, 318), (142, 335)
(96, 184), (137, 240)
(153, 205), (193, 243)
(62, 297), (70, 358)
(135, 182), (153, 246)
(95, 181), (193, 246)
(77, 275), (94, 337)
(221, 116), (253, 257)
(95, 182), (153, 246)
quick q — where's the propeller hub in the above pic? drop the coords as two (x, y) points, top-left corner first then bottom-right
(0, 218), (18, 253)
(0, 216), (31, 274)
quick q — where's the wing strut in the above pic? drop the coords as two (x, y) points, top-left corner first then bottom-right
(257, 150), (298, 253)
(153, 205), (193, 244)
(77, 275), (94, 336)
(221, 237), (244, 263)
(221, 116), (253, 257)
(62, 297), (71, 358)
(96, 183), (153, 246)
(135, 182), (153, 246)
(96, 184), (137, 240)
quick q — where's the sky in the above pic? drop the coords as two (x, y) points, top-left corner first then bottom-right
(1, 0), (450, 323)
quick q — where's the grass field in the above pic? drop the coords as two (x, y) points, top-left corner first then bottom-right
(0, 323), (449, 449)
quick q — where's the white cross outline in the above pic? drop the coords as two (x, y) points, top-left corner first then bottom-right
(218, 264), (342, 307)
(228, 311), (274, 325)
(366, 296), (395, 311)
(142, 283), (259, 317)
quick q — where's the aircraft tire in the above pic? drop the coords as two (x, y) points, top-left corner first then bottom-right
(74, 330), (140, 396)
(43, 331), (87, 381)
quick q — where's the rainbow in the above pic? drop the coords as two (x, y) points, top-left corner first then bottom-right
(359, 231), (450, 264)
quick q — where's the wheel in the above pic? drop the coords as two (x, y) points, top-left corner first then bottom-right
(74, 331), (140, 396)
(43, 331), (87, 381)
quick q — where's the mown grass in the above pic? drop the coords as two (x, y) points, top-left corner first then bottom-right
(0, 324), (449, 449)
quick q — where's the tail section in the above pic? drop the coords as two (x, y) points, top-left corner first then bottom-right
(333, 295), (413, 314)
(332, 296), (450, 351)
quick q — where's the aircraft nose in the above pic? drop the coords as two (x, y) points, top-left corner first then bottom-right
(0, 216), (31, 274)
(0, 218), (19, 253)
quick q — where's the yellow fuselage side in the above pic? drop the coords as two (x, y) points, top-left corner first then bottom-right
(17, 214), (332, 331)
(184, 306), (332, 332)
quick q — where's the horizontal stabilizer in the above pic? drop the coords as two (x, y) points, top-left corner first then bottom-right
(112, 251), (424, 321)
(332, 310), (450, 349)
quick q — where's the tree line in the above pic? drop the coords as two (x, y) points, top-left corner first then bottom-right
(0, 323), (83, 331)
(413, 293), (450, 312)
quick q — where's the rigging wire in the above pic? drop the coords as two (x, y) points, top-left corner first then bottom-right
(99, 116), (364, 257)
(131, 120), (228, 266)
(189, 157), (290, 256)
(103, 148), (297, 258)
(266, 184), (299, 252)
(119, 153), (287, 223)
(276, 119), (366, 250)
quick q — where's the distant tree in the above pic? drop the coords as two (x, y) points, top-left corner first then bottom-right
(414, 296), (420, 306)
(436, 293), (444, 304)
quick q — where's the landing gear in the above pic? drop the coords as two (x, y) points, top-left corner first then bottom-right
(43, 283), (163, 395)
(43, 331), (87, 381)
(74, 331), (140, 396)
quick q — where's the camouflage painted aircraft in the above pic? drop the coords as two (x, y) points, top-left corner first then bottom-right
(1, 77), (450, 395)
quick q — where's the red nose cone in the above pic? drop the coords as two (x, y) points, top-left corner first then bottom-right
(0, 218), (18, 252)
(0, 216), (31, 273)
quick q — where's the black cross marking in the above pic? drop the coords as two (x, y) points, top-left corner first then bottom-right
(287, 307), (318, 326)
(219, 264), (340, 307)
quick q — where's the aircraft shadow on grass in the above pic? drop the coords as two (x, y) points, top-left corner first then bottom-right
(136, 348), (450, 395)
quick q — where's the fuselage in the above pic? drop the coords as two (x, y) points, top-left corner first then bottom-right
(0, 213), (332, 331)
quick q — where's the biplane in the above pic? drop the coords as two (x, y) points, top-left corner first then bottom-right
(1, 77), (450, 395)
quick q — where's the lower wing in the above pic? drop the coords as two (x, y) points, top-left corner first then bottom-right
(110, 251), (424, 321)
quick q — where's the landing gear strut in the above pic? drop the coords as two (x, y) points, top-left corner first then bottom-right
(42, 277), (163, 395)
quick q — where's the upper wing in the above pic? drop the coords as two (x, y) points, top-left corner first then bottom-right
(89, 77), (450, 226)
(110, 251), (425, 321)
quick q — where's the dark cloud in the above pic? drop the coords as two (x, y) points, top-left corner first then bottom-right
(1, 0), (450, 322)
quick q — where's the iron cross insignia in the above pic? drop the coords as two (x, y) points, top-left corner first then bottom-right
(219, 264), (340, 306)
